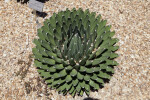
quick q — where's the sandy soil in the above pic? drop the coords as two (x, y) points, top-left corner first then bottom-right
(0, 0), (150, 100)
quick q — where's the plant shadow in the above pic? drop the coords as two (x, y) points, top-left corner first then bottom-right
(17, 0), (49, 4)
(83, 97), (99, 100)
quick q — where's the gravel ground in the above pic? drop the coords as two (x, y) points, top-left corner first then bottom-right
(0, 0), (150, 100)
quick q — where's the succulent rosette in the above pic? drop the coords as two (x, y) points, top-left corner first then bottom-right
(32, 8), (119, 97)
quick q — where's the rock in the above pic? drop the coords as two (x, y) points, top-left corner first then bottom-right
(5, 0), (11, 3)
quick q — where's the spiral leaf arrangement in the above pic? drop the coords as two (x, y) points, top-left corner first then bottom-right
(32, 8), (119, 97)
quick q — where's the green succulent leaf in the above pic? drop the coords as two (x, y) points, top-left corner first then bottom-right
(65, 75), (72, 82)
(70, 69), (77, 76)
(73, 79), (78, 86)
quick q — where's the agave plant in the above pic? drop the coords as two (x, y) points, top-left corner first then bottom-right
(32, 8), (119, 97)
